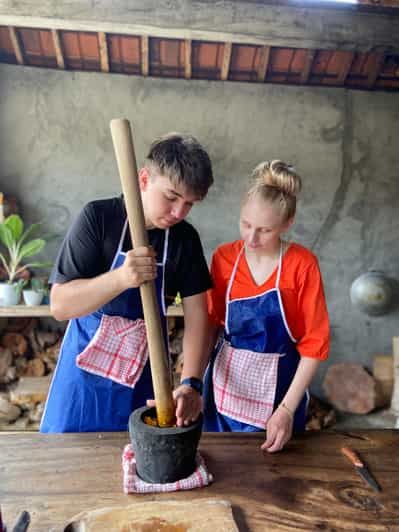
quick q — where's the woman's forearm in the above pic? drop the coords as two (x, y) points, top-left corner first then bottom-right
(280, 357), (322, 414)
(50, 268), (125, 321)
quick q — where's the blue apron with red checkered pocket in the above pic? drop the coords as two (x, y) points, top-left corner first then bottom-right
(40, 221), (170, 433)
(204, 243), (309, 433)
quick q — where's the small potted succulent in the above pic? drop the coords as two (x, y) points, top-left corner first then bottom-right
(21, 277), (49, 306)
(0, 214), (51, 306)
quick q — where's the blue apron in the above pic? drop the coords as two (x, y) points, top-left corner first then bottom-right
(204, 242), (309, 433)
(40, 221), (170, 433)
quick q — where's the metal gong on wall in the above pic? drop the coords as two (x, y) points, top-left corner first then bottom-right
(350, 271), (393, 316)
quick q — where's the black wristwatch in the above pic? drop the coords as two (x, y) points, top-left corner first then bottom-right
(181, 377), (203, 396)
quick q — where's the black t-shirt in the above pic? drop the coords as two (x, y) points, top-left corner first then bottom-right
(50, 196), (212, 305)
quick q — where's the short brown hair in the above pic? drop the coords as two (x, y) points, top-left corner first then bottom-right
(145, 133), (213, 198)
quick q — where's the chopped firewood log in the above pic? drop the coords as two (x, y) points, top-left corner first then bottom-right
(28, 402), (44, 423)
(1, 333), (28, 356)
(391, 337), (399, 414)
(14, 357), (28, 378)
(306, 395), (336, 431)
(0, 348), (12, 378)
(0, 394), (21, 422)
(10, 375), (51, 408)
(36, 330), (60, 349)
(23, 358), (46, 377)
(323, 362), (385, 414)
(8, 413), (30, 430)
(5, 366), (17, 382)
(28, 328), (41, 354)
(373, 354), (393, 406)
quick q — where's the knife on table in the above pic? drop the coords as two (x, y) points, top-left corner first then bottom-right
(341, 446), (381, 492)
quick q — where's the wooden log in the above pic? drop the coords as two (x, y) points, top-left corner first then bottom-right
(10, 376), (51, 407)
(373, 354), (393, 406)
(323, 362), (385, 414)
(23, 358), (46, 378)
(391, 337), (399, 413)
(0, 394), (21, 422)
(0, 348), (12, 378)
(1, 333), (28, 356)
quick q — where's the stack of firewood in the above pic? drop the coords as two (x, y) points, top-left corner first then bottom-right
(0, 318), (63, 430)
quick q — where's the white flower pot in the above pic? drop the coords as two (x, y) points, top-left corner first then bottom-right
(22, 290), (44, 306)
(0, 283), (21, 306)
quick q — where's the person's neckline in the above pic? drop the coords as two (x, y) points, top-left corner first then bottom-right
(241, 240), (291, 288)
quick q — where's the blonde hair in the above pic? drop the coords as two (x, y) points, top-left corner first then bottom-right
(246, 160), (302, 222)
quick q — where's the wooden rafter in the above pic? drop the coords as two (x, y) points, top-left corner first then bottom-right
(51, 29), (65, 69)
(257, 45), (270, 82)
(300, 49), (316, 84)
(184, 39), (192, 79)
(336, 52), (354, 85)
(141, 35), (149, 76)
(221, 42), (232, 81)
(8, 26), (24, 65)
(98, 31), (109, 73)
(367, 52), (385, 88)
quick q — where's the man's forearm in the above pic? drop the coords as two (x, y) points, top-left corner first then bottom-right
(50, 268), (125, 321)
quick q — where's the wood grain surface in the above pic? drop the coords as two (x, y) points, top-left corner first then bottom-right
(1, 431), (398, 531)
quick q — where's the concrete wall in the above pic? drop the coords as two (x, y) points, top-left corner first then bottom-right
(1, 63), (398, 397)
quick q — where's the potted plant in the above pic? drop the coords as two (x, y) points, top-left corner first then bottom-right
(0, 214), (51, 306)
(21, 277), (49, 306)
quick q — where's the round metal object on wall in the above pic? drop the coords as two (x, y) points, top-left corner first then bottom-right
(350, 271), (392, 316)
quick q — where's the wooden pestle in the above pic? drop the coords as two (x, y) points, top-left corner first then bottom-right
(110, 118), (175, 427)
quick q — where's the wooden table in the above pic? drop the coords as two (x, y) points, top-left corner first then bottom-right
(1, 430), (398, 531)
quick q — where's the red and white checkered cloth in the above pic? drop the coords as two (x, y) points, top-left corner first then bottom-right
(213, 340), (280, 429)
(122, 444), (213, 493)
(76, 315), (149, 387)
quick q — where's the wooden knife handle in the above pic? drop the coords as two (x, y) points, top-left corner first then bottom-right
(341, 446), (364, 467)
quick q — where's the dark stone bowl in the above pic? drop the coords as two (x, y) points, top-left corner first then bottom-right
(129, 406), (203, 484)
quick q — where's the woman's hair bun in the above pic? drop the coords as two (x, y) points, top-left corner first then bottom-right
(253, 160), (302, 197)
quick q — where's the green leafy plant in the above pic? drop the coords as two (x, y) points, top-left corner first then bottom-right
(0, 214), (52, 284)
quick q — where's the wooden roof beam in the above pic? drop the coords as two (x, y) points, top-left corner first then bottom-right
(367, 52), (385, 88)
(257, 45), (270, 82)
(300, 50), (316, 84)
(336, 52), (354, 85)
(1, 2), (399, 53)
(51, 29), (65, 69)
(184, 39), (192, 79)
(98, 31), (109, 73)
(221, 42), (232, 81)
(8, 26), (24, 65)
(141, 35), (149, 76)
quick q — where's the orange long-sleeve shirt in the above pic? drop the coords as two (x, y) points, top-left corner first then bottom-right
(207, 240), (330, 360)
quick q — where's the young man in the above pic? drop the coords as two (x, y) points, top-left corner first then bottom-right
(40, 133), (213, 433)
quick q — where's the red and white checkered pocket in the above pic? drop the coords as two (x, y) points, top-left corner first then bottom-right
(76, 315), (149, 388)
(213, 340), (281, 429)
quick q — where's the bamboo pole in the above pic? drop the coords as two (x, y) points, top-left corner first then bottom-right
(110, 118), (175, 427)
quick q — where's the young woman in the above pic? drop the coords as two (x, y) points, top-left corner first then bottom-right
(204, 160), (330, 452)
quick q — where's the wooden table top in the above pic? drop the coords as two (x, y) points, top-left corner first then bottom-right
(1, 430), (398, 531)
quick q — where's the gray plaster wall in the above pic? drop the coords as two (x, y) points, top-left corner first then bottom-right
(1, 63), (398, 398)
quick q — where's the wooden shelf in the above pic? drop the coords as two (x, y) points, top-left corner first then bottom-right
(0, 305), (183, 318)
(166, 305), (184, 317)
(0, 305), (52, 317)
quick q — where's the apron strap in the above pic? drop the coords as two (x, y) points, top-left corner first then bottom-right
(225, 246), (244, 335)
(110, 219), (169, 317)
(275, 241), (283, 289)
